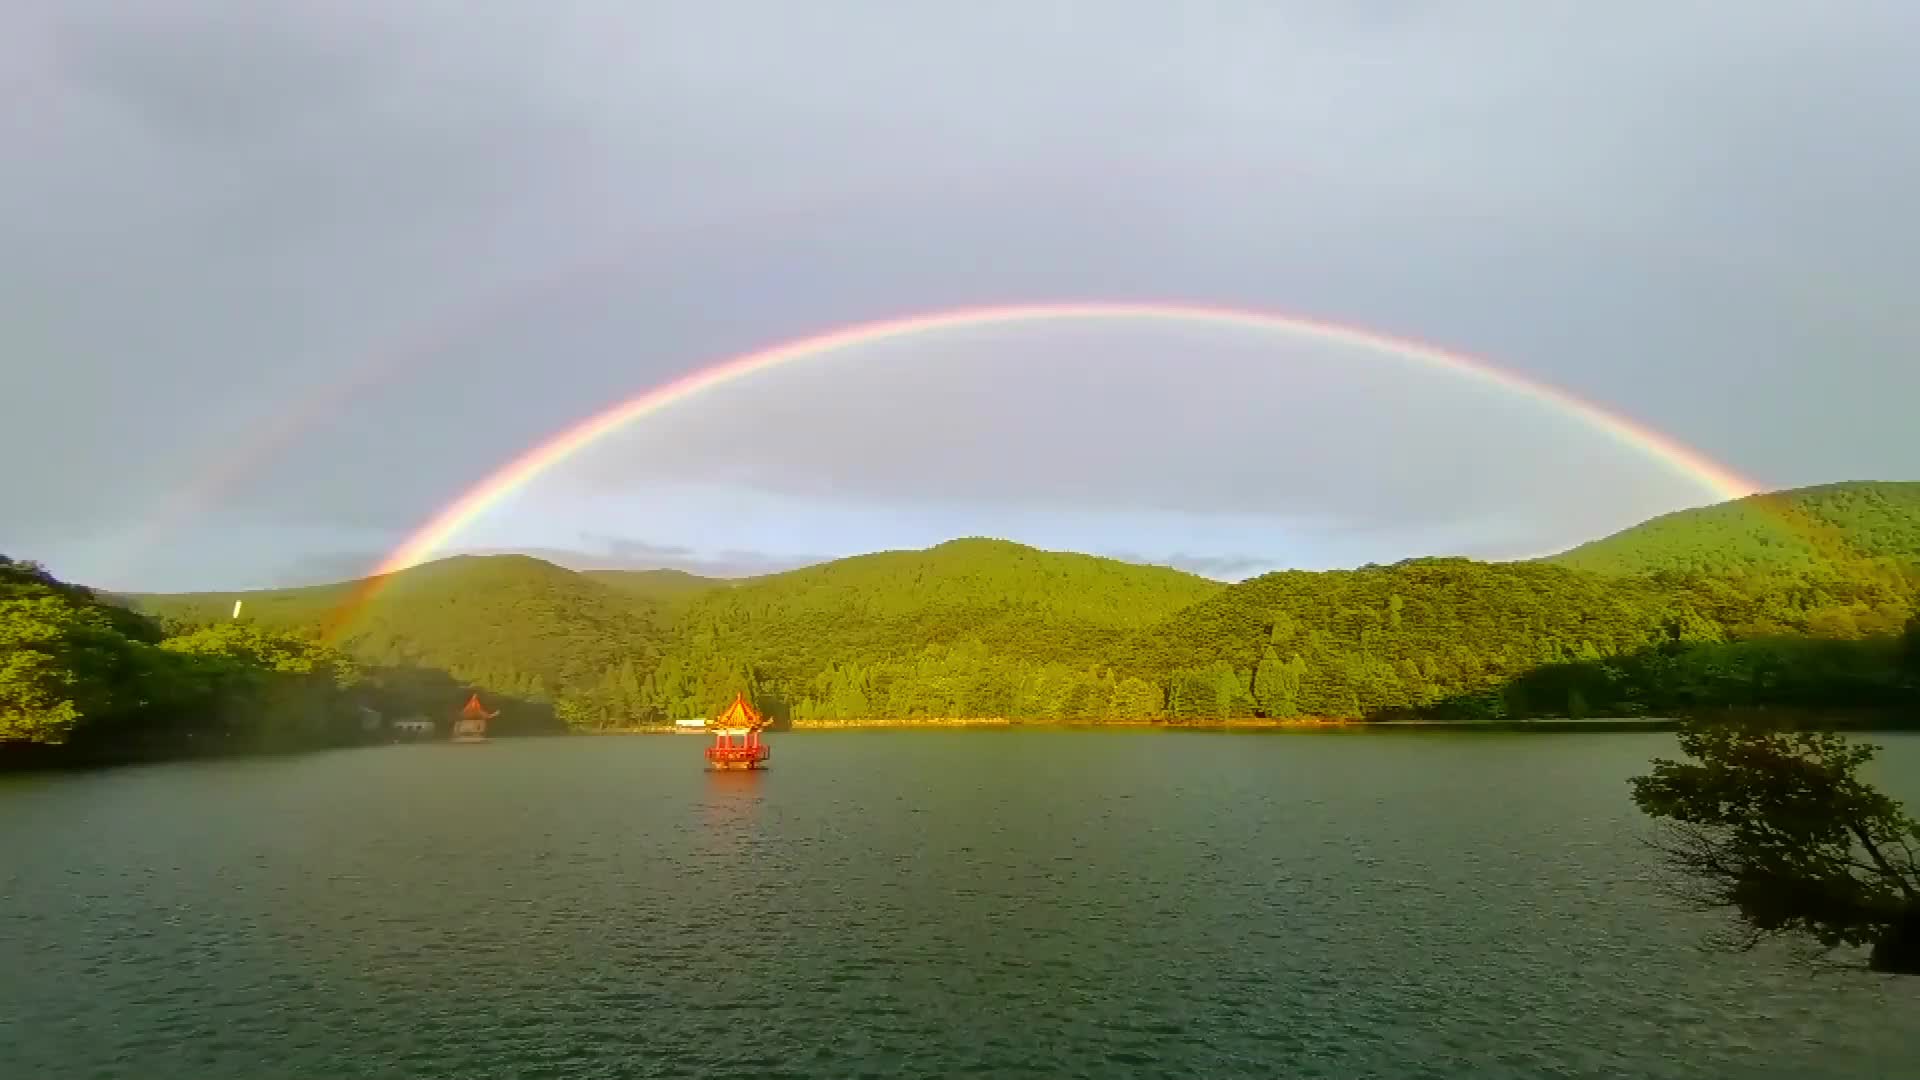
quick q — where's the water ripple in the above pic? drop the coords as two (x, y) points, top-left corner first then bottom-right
(3, 732), (1918, 1078)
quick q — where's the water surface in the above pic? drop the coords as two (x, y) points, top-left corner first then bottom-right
(5, 730), (1917, 1078)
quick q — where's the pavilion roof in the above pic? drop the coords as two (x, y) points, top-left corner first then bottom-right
(713, 692), (766, 730)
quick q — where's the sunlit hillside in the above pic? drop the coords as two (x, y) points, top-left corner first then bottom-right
(117, 484), (1920, 726)
(1546, 481), (1920, 577)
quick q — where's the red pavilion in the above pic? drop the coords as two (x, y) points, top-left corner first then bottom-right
(704, 692), (771, 770)
(453, 693), (496, 743)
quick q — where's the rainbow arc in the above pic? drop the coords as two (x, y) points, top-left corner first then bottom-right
(316, 301), (1766, 640)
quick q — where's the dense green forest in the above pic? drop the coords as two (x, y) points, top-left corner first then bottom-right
(1, 555), (557, 765)
(133, 555), (678, 705)
(1547, 481), (1920, 577)
(8, 482), (1917, 757)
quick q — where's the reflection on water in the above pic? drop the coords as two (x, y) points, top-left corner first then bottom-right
(699, 767), (767, 839)
(3, 731), (1918, 1079)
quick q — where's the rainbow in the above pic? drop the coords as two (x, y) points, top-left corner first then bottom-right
(320, 301), (1761, 636)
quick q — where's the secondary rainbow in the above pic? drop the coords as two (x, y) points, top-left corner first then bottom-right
(320, 301), (1761, 635)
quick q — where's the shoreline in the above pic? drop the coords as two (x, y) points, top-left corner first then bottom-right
(780, 716), (1684, 732)
(774, 704), (1916, 733)
(15, 712), (1911, 774)
(583, 709), (1918, 735)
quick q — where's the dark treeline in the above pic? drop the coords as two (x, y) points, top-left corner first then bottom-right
(2, 556), (557, 767)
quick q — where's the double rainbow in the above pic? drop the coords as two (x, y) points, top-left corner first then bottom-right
(319, 301), (1760, 637)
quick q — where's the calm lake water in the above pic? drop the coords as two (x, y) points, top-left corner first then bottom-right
(5, 730), (1918, 1079)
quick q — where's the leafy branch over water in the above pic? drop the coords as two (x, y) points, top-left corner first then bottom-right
(1630, 722), (1920, 974)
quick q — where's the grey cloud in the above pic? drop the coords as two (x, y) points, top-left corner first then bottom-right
(1102, 550), (1275, 582)
(484, 533), (826, 580)
(1168, 556), (1281, 582)
(583, 537), (697, 562)
(5, 2), (1918, 588)
(555, 322), (1718, 554)
(266, 550), (393, 589)
(482, 543), (823, 581)
(572, 537), (825, 577)
(263, 539), (824, 589)
(48, 5), (400, 147)
(559, 538), (824, 579)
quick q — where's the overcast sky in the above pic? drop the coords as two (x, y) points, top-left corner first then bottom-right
(6, 1), (1917, 590)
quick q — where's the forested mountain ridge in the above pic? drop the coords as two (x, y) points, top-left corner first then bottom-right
(665, 538), (1218, 621)
(3, 554), (559, 762)
(126, 555), (668, 702)
(579, 567), (732, 604)
(122, 539), (1224, 726)
(1547, 481), (1920, 577)
(535, 538), (1228, 725)
(53, 481), (1920, 735)
(1118, 555), (1917, 721)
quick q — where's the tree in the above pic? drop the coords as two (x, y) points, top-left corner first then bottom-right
(1108, 676), (1162, 721)
(1629, 722), (1920, 973)
(555, 694), (599, 732)
(0, 591), (150, 745)
(1253, 646), (1299, 717)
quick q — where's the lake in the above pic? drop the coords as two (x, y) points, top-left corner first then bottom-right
(4, 730), (1918, 1079)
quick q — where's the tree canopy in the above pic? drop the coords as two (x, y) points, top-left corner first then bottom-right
(1630, 722), (1920, 973)
(1548, 481), (1920, 578)
(3, 555), (555, 764)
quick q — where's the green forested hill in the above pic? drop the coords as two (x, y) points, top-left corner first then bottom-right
(579, 568), (731, 604)
(570, 538), (1225, 725)
(120, 539), (1225, 727)
(70, 483), (1920, 734)
(1120, 559), (1690, 716)
(674, 537), (1220, 652)
(4, 555), (416, 761)
(1547, 481), (1920, 577)
(1122, 556), (1916, 721)
(130, 555), (667, 701)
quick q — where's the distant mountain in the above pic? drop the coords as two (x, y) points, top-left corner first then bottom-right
(579, 567), (734, 603)
(1126, 557), (1681, 676)
(1119, 557), (1718, 719)
(679, 537), (1221, 632)
(108, 485), (1920, 728)
(1545, 481), (1920, 577)
(648, 537), (1222, 674)
(124, 539), (1224, 720)
(20, 483), (1918, 771)
(128, 555), (667, 700)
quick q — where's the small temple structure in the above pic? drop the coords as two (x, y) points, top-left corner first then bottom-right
(704, 692), (771, 770)
(452, 693), (498, 743)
